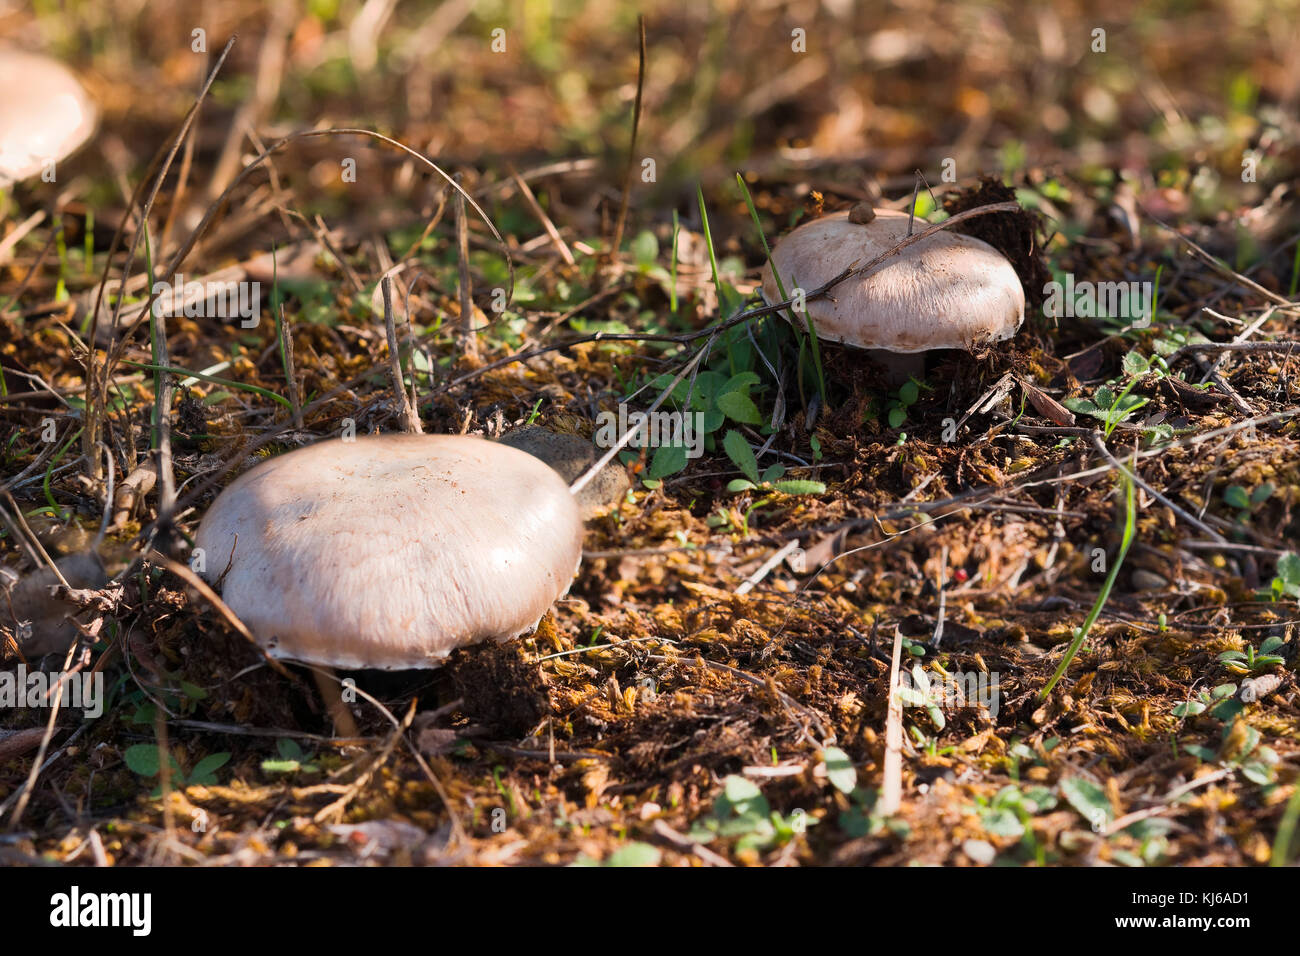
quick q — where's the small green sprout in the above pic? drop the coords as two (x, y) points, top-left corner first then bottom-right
(1172, 682), (1239, 720)
(1183, 718), (1280, 785)
(723, 430), (825, 495)
(886, 378), (925, 428)
(1218, 636), (1287, 676)
(261, 737), (320, 775)
(123, 744), (230, 798)
(688, 775), (814, 854)
(1267, 552), (1300, 601)
(571, 841), (662, 867)
(1223, 482), (1273, 524)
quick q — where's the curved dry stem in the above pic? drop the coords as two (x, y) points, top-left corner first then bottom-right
(90, 124), (516, 477)
(82, 36), (239, 480)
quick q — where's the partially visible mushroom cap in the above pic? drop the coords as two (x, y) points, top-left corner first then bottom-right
(496, 425), (630, 518)
(0, 47), (97, 185)
(3, 552), (107, 658)
(193, 435), (584, 670)
(760, 209), (1025, 353)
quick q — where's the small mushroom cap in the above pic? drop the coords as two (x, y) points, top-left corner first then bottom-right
(760, 209), (1025, 353)
(194, 435), (584, 670)
(0, 47), (97, 184)
(6, 552), (107, 658)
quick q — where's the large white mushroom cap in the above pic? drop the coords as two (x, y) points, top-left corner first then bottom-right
(760, 209), (1025, 353)
(0, 46), (97, 185)
(194, 434), (584, 669)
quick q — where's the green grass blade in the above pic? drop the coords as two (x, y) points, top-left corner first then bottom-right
(84, 207), (94, 277)
(124, 361), (292, 409)
(1290, 241), (1300, 299)
(734, 172), (825, 403)
(669, 208), (680, 315)
(43, 426), (83, 517)
(1272, 779), (1300, 866)
(696, 183), (739, 376)
(143, 223), (160, 450)
(696, 183), (723, 304)
(1039, 464), (1136, 700)
(269, 243), (293, 393)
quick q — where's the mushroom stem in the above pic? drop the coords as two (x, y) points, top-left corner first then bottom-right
(867, 349), (927, 387)
(313, 668), (360, 739)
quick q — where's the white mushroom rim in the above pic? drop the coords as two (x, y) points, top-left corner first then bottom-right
(193, 434), (585, 670)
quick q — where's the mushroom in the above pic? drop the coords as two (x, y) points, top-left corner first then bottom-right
(3, 552), (107, 658)
(193, 434), (584, 669)
(496, 425), (630, 519)
(760, 206), (1024, 382)
(0, 46), (97, 185)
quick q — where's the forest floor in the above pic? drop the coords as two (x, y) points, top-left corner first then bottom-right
(1, 1), (1298, 866)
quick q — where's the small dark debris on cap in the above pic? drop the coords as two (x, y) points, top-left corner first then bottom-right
(848, 202), (876, 224)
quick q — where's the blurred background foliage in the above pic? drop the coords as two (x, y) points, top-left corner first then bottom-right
(4, 0), (1296, 211)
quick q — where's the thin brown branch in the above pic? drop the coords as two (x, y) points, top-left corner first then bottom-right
(454, 173), (477, 361)
(610, 15), (647, 260)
